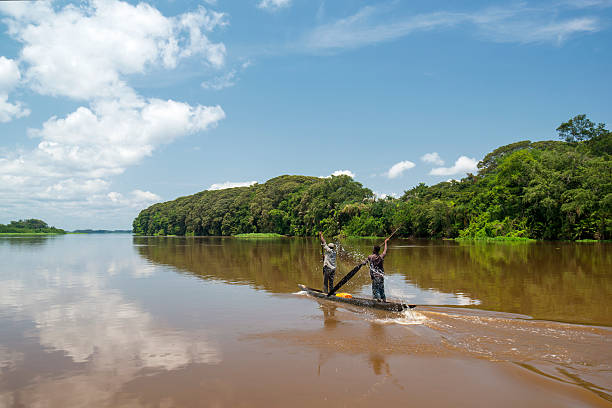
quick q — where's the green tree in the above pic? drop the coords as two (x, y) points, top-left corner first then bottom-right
(556, 114), (608, 143)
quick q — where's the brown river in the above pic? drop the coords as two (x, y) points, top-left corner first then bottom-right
(0, 235), (610, 407)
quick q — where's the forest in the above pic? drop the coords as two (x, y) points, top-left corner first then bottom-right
(133, 115), (611, 240)
(0, 219), (66, 234)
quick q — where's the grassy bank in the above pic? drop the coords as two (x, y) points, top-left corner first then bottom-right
(233, 233), (285, 238)
(454, 236), (537, 242)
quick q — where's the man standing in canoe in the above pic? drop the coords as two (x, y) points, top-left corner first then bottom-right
(319, 232), (336, 293)
(367, 237), (389, 302)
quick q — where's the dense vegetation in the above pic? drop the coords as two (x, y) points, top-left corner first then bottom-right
(133, 175), (373, 236)
(0, 219), (65, 234)
(72, 229), (132, 233)
(133, 115), (611, 240)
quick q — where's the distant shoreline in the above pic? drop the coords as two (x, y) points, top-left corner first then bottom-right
(0, 232), (65, 236)
(71, 230), (133, 234)
(1, 231), (133, 236)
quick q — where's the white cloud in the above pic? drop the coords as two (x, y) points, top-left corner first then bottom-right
(258, 0), (291, 11)
(302, 3), (602, 51)
(42, 178), (110, 200)
(0, 95), (29, 123)
(478, 16), (599, 45)
(0, 96), (225, 206)
(0, 1), (228, 228)
(108, 190), (161, 207)
(21, 97), (225, 179)
(562, 0), (612, 8)
(0, 1), (227, 100)
(201, 60), (253, 91)
(0, 56), (29, 122)
(304, 7), (459, 51)
(202, 70), (237, 90)
(0, 56), (20, 91)
(209, 181), (257, 190)
(421, 152), (444, 166)
(386, 160), (415, 178)
(375, 191), (398, 200)
(330, 169), (355, 178)
(430, 156), (478, 176)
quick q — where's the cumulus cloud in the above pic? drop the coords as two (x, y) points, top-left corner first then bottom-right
(0, 0), (228, 228)
(258, 0), (291, 11)
(375, 192), (398, 200)
(0, 56), (20, 91)
(0, 96), (225, 204)
(108, 190), (161, 207)
(0, 1), (226, 101)
(386, 160), (415, 178)
(430, 156), (478, 176)
(330, 169), (355, 178)
(209, 181), (257, 190)
(0, 56), (29, 122)
(31, 97), (225, 178)
(421, 152), (444, 165)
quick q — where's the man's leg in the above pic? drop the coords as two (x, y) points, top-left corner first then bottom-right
(323, 266), (330, 293)
(372, 280), (380, 300)
(329, 269), (336, 292)
(373, 278), (385, 301)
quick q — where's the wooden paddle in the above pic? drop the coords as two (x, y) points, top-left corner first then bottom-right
(326, 262), (365, 296)
(327, 227), (400, 296)
(380, 226), (400, 246)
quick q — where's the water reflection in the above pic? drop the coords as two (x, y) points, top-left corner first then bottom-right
(320, 303), (339, 330)
(0, 235), (56, 247)
(0, 236), (220, 407)
(368, 353), (390, 376)
(1, 235), (610, 406)
(134, 237), (481, 307)
(135, 237), (612, 326)
(394, 241), (612, 325)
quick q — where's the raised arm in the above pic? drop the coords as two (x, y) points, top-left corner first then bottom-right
(381, 238), (389, 258)
(319, 231), (327, 246)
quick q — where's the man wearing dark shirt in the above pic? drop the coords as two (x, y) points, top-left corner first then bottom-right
(367, 237), (389, 301)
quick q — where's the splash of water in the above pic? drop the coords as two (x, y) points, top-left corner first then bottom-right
(336, 241), (413, 302)
(374, 308), (427, 325)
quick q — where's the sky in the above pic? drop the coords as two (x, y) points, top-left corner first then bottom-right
(0, 0), (611, 230)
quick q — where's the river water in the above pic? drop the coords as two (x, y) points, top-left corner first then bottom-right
(1, 234), (610, 407)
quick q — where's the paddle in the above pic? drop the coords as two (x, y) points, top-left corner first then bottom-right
(326, 262), (366, 297)
(327, 227), (400, 296)
(381, 226), (400, 247)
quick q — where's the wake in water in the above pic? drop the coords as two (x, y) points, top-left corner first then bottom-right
(374, 308), (428, 325)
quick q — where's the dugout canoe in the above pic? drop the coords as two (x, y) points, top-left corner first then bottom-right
(298, 284), (413, 312)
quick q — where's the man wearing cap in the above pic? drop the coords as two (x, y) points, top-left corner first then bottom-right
(319, 232), (337, 294)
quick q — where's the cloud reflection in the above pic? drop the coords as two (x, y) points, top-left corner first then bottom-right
(0, 250), (220, 406)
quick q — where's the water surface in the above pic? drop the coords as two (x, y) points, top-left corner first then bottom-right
(1, 235), (610, 407)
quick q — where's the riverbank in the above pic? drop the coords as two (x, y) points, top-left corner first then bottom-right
(0, 232), (65, 236)
(233, 233), (285, 238)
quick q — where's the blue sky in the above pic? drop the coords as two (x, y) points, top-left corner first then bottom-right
(0, 0), (610, 229)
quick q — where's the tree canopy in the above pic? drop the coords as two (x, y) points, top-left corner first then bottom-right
(0, 219), (65, 234)
(134, 115), (611, 241)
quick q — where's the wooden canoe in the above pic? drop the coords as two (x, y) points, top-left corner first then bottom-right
(298, 284), (413, 312)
